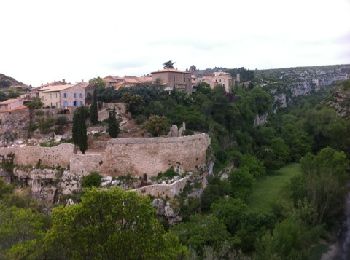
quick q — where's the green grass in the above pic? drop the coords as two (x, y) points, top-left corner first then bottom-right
(248, 163), (301, 212)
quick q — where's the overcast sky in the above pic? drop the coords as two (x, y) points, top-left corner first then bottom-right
(0, 0), (349, 86)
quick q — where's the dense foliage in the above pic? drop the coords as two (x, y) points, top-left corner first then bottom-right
(1, 79), (350, 259)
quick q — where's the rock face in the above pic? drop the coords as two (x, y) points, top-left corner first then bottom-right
(328, 85), (350, 118)
(254, 113), (268, 126)
(10, 167), (81, 203)
(151, 198), (182, 225)
(168, 125), (179, 137)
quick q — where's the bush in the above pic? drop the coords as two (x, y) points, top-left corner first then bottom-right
(56, 116), (68, 126)
(82, 172), (102, 188)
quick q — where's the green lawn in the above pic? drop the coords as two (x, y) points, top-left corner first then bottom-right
(248, 163), (302, 212)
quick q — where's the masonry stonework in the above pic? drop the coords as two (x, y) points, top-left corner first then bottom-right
(100, 134), (210, 177)
(0, 143), (74, 168)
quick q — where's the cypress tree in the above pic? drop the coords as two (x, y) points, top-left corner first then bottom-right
(72, 107), (88, 154)
(108, 109), (120, 138)
(90, 89), (98, 125)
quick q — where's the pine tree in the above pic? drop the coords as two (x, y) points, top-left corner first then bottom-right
(108, 109), (120, 138)
(89, 89), (98, 125)
(72, 107), (88, 154)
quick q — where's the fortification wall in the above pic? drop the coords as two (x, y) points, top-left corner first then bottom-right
(101, 134), (210, 177)
(70, 153), (104, 176)
(0, 143), (74, 168)
(0, 134), (210, 177)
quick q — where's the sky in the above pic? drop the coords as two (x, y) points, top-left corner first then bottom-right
(0, 0), (349, 86)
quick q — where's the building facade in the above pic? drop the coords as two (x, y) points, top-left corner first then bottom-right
(61, 82), (91, 108)
(39, 84), (72, 108)
(196, 71), (234, 92)
(38, 82), (93, 108)
(151, 68), (192, 93)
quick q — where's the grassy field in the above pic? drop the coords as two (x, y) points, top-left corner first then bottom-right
(248, 163), (302, 212)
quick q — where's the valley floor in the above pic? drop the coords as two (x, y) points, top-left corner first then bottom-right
(248, 163), (301, 212)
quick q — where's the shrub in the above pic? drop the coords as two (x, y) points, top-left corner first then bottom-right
(82, 172), (102, 188)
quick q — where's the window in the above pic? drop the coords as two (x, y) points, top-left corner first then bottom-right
(219, 79), (222, 82)
(63, 93), (67, 98)
(80, 101), (83, 106)
(79, 93), (83, 98)
(63, 101), (68, 107)
(74, 93), (77, 98)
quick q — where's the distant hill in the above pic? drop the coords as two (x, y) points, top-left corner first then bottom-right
(0, 74), (29, 89)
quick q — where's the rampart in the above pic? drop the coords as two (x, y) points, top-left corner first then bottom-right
(0, 134), (210, 177)
(99, 133), (210, 177)
(0, 143), (74, 168)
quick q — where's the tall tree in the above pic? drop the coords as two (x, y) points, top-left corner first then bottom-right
(39, 188), (186, 259)
(72, 107), (88, 154)
(89, 89), (98, 125)
(108, 109), (120, 138)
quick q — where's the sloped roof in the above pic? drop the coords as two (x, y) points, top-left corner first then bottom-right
(39, 84), (73, 93)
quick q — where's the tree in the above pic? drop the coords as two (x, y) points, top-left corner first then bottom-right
(89, 89), (98, 125)
(211, 197), (247, 235)
(163, 60), (175, 69)
(0, 204), (46, 259)
(39, 188), (186, 259)
(25, 97), (44, 138)
(143, 115), (169, 137)
(171, 214), (231, 256)
(72, 107), (88, 154)
(291, 147), (349, 225)
(229, 167), (254, 200)
(201, 176), (231, 212)
(240, 154), (266, 178)
(108, 109), (120, 138)
(256, 216), (322, 260)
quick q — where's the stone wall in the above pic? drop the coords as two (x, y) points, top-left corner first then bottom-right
(0, 143), (74, 168)
(100, 134), (210, 177)
(134, 176), (190, 199)
(70, 153), (104, 176)
(1, 134), (210, 178)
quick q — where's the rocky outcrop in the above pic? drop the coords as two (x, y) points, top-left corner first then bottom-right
(9, 167), (81, 203)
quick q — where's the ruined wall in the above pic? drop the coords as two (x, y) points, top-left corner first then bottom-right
(0, 143), (74, 168)
(134, 176), (190, 199)
(100, 134), (210, 177)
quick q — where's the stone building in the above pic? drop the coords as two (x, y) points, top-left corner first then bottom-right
(38, 82), (94, 108)
(39, 84), (73, 108)
(61, 82), (95, 107)
(151, 68), (192, 93)
(197, 71), (234, 92)
(0, 98), (26, 112)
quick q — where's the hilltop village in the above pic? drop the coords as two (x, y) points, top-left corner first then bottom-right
(1, 62), (350, 258)
(0, 63), (349, 205)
